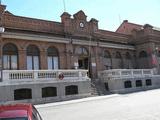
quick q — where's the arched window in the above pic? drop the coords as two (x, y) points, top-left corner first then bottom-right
(47, 47), (59, 69)
(115, 52), (122, 58)
(115, 51), (123, 69)
(14, 88), (32, 100)
(124, 81), (132, 88)
(125, 52), (131, 59)
(76, 47), (88, 56)
(42, 87), (57, 98)
(139, 51), (148, 58)
(104, 50), (111, 58)
(103, 50), (112, 69)
(27, 45), (40, 70)
(3, 43), (18, 70)
(65, 85), (78, 95)
(76, 47), (89, 69)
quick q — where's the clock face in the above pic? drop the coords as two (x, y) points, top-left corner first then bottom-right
(79, 22), (84, 28)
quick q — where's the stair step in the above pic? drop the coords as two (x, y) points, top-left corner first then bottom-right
(90, 79), (111, 96)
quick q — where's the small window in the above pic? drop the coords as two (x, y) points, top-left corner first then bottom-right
(42, 87), (57, 98)
(124, 81), (132, 88)
(104, 82), (109, 91)
(104, 50), (111, 58)
(125, 52), (131, 59)
(14, 88), (32, 100)
(136, 80), (142, 87)
(139, 51), (148, 58)
(65, 85), (78, 95)
(115, 52), (122, 59)
(146, 79), (152, 86)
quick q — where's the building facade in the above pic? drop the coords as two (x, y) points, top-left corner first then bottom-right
(0, 4), (160, 103)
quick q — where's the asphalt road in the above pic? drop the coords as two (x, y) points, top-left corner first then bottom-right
(36, 89), (160, 120)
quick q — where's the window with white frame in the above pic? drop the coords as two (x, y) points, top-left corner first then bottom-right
(27, 45), (40, 70)
(47, 47), (59, 69)
(3, 43), (18, 70)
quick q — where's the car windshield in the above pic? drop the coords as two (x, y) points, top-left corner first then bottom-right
(0, 117), (28, 120)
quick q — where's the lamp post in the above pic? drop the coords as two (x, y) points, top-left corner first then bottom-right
(0, 26), (4, 81)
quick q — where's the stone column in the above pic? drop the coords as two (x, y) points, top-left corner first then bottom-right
(90, 56), (97, 78)
(59, 50), (67, 69)
(0, 37), (2, 68)
(18, 49), (27, 70)
(95, 45), (103, 73)
(0, 37), (3, 81)
(40, 50), (47, 70)
(65, 44), (73, 69)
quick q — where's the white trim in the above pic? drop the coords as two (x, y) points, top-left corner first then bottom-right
(99, 42), (135, 50)
(72, 39), (97, 46)
(2, 32), (70, 43)
(2, 32), (135, 50)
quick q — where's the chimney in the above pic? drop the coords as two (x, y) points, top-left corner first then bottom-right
(90, 18), (98, 33)
(143, 24), (153, 34)
(0, 4), (6, 15)
(61, 12), (72, 34)
(61, 12), (71, 24)
(123, 20), (128, 23)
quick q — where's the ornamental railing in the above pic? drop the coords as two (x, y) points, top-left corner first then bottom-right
(2, 69), (89, 82)
(98, 69), (154, 80)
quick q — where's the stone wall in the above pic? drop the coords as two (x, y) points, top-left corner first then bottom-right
(0, 80), (91, 104)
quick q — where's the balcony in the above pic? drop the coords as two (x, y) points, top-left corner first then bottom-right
(1, 69), (89, 84)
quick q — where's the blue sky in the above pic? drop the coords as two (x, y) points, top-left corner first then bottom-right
(2, 0), (160, 31)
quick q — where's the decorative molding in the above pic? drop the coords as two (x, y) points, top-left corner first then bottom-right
(99, 42), (135, 50)
(2, 32), (135, 50)
(2, 32), (70, 43)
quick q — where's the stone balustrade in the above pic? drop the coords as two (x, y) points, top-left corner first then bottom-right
(2, 69), (89, 82)
(98, 69), (154, 80)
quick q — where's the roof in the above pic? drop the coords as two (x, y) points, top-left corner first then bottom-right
(2, 9), (64, 35)
(0, 103), (32, 118)
(94, 29), (131, 44)
(116, 20), (142, 35)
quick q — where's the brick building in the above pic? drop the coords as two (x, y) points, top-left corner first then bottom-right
(0, 4), (160, 103)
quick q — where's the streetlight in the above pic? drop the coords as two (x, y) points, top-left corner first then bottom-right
(0, 26), (4, 81)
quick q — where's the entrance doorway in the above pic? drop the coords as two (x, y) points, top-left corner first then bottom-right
(78, 57), (88, 69)
(76, 46), (91, 77)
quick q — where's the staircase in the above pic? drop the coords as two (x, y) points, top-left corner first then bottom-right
(91, 82), (99, 96)
(90, 79), (111, 96)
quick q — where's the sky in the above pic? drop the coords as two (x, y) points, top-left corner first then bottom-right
(2, 0), (160, 31)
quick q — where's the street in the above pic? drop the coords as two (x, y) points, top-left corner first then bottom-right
(36, 89), (160, 120)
